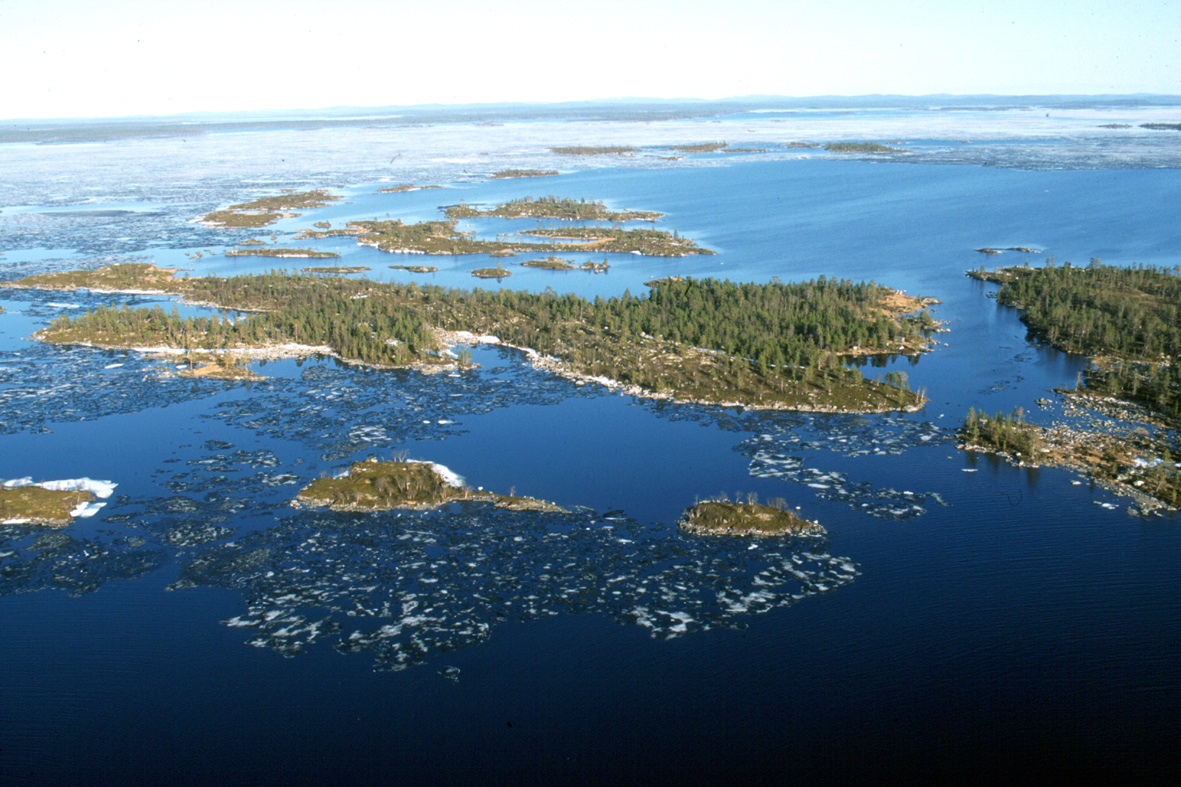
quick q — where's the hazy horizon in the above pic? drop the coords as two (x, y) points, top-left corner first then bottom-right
(3, 0), (1178, 121)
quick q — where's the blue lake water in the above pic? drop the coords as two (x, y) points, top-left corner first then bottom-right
(0, 104), (1179, 783)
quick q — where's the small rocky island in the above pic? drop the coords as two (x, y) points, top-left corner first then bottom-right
(0, 486), (96, 527)
(489, 169), (559, 179)
(0, 479), (113, 527)
(679, 498), (824, 537)
(202, 189), (340, 228)
(226, 248), (341, 259)
(444, 196), (663, 223)
(292, 459), (565, 513)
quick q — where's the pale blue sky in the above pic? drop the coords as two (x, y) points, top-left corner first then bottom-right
(2, 0), (1178, 120)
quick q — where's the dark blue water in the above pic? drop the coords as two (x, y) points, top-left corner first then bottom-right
(1, 112), (1178, 784)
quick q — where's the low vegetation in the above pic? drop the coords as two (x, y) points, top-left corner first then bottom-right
(293, 458), (564, 512)
(341, 218), (712, 257)
(825, 142), (909, 154)
(302, 265), (371, 274)
(377, 184), (442, 193)
(489, 170), (559, 179)
(226, 248), (341, 259)
(521, 257), (575, 270)
(964, 260), (1181, 510)
(680, 495), (824, 537)
(202, 189), (339, 228)
(668, 142), (727, 153)
(0, 486), (94, 527)
(550, 146), (638, 155)
(521, 226), (712, 256)
(6, 262), (179, 291)
(444, 195), (663, 223)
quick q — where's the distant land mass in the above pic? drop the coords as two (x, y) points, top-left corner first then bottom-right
(4, 94), (1180, 143)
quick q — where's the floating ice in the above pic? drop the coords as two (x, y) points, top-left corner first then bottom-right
(166, 506), (858, 671)
(3, 476), (117, 499)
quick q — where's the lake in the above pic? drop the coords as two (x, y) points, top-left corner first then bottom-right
(1, 101), (1178, 783)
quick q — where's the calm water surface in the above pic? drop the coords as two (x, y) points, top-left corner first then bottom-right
(0, 106), (1178, 783)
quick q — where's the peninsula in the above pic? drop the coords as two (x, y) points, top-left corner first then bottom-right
(964, 261), (1180, 510)
(292, 458), (565, 513)
(12, 264), (934, 412)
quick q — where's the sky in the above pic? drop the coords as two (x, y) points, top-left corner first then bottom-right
(2, 0), (1178, 120)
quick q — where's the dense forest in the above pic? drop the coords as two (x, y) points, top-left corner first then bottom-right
(969, 261), (1181, 422)
(962, 261), (1181, 509)
(24, 265), (930, 411)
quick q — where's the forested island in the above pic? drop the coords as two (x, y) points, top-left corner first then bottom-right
(471, 267), (510, 279)
(377, 184), (443, 193)
(964, 261), (1180, 510)
(668, 142), (728, 153)
(292, 458), (564, 513)
(202, 189), (339, 228)
(489, 169), (559, 179)
(444, 196), (663, 223)
(679, 496), (824, 537)
(389, 264), (438, 273)
(301, 218), (713, 257)
(825, 142), (909, 154)
(13, 263), (933, 412)
(226, 248), (341, 259)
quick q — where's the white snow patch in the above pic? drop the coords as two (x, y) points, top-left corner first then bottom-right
(3, 477), (117, 498)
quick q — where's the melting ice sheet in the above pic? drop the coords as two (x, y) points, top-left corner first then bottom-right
(170, 506), (857, 671)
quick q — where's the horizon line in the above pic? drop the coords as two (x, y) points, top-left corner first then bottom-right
(5, 92), (1181, 125)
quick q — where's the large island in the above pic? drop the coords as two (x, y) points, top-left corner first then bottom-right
(12, 263), (935, 413)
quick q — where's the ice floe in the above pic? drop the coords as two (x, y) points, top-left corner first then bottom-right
(166, 506), (858, 671)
